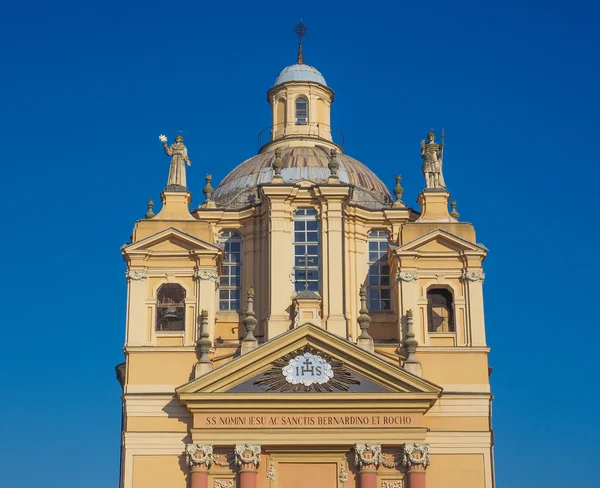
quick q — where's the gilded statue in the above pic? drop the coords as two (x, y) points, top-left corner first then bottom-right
(159, 134), (192, 188)
(420, 132), (446, 189)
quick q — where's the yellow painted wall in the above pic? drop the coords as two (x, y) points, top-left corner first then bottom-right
(278, 462), (337, 488)
(128, 352), (197, 385)
(426, 454), (486, 488)
(417, 352), (489, 385)
(132, 455), (187, 487)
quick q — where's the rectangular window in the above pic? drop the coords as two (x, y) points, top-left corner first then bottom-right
(219, 231), (242, 311)
(367, 230), (391, 311)
(293, 208), (320, 292)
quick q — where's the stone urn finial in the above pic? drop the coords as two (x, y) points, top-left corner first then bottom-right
(328, 148), (340, 178)
(272, 148), (283, 178)
(195, 310), (213, 376)
(203, 174), (214, 202)
(403, 309), (422, 376)
(450, 200), (460, 220)
(145, 199), (155, 219)
(241, 287), (259, 354)
(393, 175), (404, 204)
(356, 284), (374, 352)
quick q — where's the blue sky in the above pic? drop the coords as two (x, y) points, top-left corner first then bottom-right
(1, 0), (598, 486)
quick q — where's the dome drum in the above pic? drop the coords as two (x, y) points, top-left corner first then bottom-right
(257, 123), (345, 151)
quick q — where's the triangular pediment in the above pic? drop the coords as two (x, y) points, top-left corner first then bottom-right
(177, 324), (442, 398)
(122, 227), (221, 256)
(396, 228), (488, 254)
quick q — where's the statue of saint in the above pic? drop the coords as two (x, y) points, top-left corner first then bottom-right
(160, 134), (191, 188)
(420, 132), (446, 189)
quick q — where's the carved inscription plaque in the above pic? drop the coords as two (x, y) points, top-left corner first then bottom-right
(195, 413), (419, 429)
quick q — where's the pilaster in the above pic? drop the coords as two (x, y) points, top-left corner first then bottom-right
(125, 268), (149, 345)
(263, 186), (294, 339)
(319, 185), (350, 338)
(194, 268), (218, 342)
(462, 268), (487, 346)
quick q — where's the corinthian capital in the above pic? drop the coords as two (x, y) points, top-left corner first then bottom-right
(194, 268), (219, 282)
(186, 444), (214, 469)
(397, 271), (418, 283)
(126, 269), (148, 281)
(462, 269), (485, 283)
(354, 443), (382, 468)
(235, 444), (261, 469)
(401, 444), (430, 471)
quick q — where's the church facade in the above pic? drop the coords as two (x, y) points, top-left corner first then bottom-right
(117, 28), (494, 488)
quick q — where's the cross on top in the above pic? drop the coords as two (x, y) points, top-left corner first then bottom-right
(293, 21), (308, 41)
(301, 358), (315, 375)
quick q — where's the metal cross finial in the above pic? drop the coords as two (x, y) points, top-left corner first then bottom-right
(293, 21), (308, 64)
(293, 20), (308, 40)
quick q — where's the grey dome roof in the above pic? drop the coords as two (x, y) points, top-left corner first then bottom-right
(213, 145), (393, 210)
(274, 64), (327, 87)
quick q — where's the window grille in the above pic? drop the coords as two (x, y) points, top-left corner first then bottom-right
(367, 230), (391, 311)
(293, 208), (320, 292)
(156, 284), (186, 331)
(219, 231), (242, 311)
(427, 288), (455, 332)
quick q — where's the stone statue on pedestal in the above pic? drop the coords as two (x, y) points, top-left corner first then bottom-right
(420, 132), (446, 189)
(160, 134), (192, 188)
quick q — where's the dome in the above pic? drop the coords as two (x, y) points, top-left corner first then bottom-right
(274, 64), (327, 87)
(213, 145), (393, 209)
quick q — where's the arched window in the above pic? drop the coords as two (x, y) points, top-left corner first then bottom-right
(427, 288), (455, 332)
(367, 230), (391, 311)
(219, 231), (242, 311)
(156, 284), (186, 331)
(293, 208), (320, 292)
(295, 97), (308, 125)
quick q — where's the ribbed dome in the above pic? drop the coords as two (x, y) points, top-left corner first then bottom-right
(213, 146), (393, 209)
(274, 64), (327, 87)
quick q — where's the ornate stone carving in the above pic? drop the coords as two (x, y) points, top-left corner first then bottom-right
(397, 271), (418, 283)
(462, 269), (485, 283)
(266, 461), (275, 481)
(282, 352), (334, 387)
(354, 443), (382, 468)
(381, 452), (402, 469)
(234, 444), (261, 468)
(213, 453), (235, 468)
(194, 269), (219, 282)
(126, 269), (148, 281)
(339, 463), (349, 483)
(254, 345), (359, 392)
(382, 481), (403, 488)
(401, 444), (430, 470)
(214, 480), (234, 488)
(186, 444), (214, 468)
